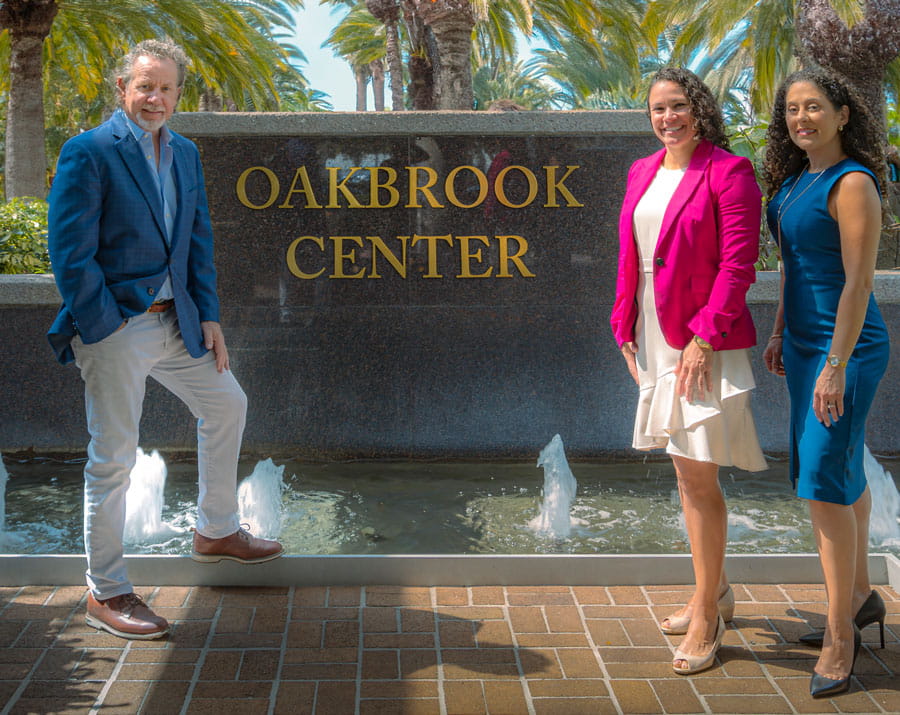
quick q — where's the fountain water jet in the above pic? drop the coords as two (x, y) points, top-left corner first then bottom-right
(866, 446), (900, 547)
(0, 453), (26, 550)
(528, 434), (579, 539)
(0, 453), (7, 534)
(238, 458), (286, 539)
(124, 448), (179, 543)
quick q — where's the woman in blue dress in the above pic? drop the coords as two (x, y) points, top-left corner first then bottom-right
(762, 67), (889, 699)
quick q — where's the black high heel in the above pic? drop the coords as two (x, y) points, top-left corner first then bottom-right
(799, 590), (885, 649)
(810, 625), (861, 699)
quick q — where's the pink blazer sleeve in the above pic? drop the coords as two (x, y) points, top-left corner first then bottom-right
(684, 154), (761, 349)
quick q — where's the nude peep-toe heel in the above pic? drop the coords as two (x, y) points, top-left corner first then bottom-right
(672, 615), (726, 675)
(660, 585), (735, 636)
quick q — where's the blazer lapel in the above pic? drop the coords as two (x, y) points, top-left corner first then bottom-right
(112, 115), (168, 242)
(169, 140), (193, 252)
(656, 140), (713, 250)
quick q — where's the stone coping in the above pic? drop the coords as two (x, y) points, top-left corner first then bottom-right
(5, 271), (900, 306)
(168, 109), (651, 137)
(1, 552), (898, 590)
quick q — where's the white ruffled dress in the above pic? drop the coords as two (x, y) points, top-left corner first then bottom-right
(631, 166), (766, 471)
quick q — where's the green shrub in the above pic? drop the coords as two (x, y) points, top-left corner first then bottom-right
(0, 197), (51, 274)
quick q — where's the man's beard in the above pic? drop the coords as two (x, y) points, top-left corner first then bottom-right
(135, 112), (166, 133)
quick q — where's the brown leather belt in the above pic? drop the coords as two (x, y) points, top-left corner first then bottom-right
(147, 299), (174, 313)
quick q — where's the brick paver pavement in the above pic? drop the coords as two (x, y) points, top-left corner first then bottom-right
(0, 583), (897, 714)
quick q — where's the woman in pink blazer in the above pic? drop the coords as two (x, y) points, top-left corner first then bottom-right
(611, 68), (767, 675)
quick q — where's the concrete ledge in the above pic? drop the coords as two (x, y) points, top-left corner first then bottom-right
(168, 110), (651, 137)
(1, 552), (897, 590)
(6, 271), (900, 306)
(748, 270), (900, 303)
(0, 274), (59, 305)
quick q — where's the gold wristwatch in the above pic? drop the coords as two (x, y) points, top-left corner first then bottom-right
(827, 354), (847, 368)
(693, 335), (713, 350)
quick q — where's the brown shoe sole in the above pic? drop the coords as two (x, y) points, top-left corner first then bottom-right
(86, 614), (169, 640)
(190, 548), (284, 565)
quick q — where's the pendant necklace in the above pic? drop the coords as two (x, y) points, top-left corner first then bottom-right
(776, 165), (828, 246)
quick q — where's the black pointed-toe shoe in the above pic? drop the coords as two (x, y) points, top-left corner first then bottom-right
(809, 626), (861, 699)
(799, 590), (885, 649)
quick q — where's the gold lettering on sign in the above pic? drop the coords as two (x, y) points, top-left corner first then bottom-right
(494, 166), (539, 209)
(410, 234), (454, 278)
(237, 164), (582, 209)
(368, 167), (401, 208)
(369, 236), (408, 278)
(236, 166), (279, 209)
(327, 167), (365, 208)
(279, 167), (322, 209)
(544, 166), (583, 208)
(445, 166), (489, 208)
(286, 235), (535, 280)
(407, 166), (443, 208)
(286, 236), (325, 279)
(456, 236), (493, 278)
(497, 235), (535, 278)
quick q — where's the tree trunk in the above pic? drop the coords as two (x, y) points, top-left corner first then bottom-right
(796, 0), (900, 141)
(366, 0), (406, 110)
(385, 20), (405, 110)
(355, 66), (369, 111)
(370, 60), (386, 111)
(400, 0), (435, 110)
(199, 89), (224, 112)
(796, 0), (900, 267)
(411, 0), (476, 110)
(1, 0), (59, 200)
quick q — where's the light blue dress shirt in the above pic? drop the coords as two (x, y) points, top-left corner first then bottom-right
(122, 109), (176, 301)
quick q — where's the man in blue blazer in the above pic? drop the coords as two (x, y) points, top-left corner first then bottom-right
(48, 40), (282, 640)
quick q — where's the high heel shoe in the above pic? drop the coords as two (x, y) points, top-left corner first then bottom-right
(660, 585), (734, 635)
(672, 614), (725, 675)
(809, 625), (861, 699)
(799, 590), (885, 649)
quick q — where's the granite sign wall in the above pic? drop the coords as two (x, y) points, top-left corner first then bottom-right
(2, 112), (897, 456)
(181, 112), (659, 457)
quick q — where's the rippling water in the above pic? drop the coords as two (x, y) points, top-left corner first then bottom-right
(1, 456), (898, 556)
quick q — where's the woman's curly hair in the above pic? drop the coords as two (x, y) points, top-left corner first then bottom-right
(762, 66), (887, 200)
(647, 67), (730, 152)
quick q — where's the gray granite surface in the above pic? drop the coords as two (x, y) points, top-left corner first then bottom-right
(2, 111), (898, 457)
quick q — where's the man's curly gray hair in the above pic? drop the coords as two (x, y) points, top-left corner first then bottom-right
(115, 39), (189, 91)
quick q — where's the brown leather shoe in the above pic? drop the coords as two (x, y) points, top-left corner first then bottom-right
(86, 592), (169, 640)
(191, 527), (284, 564)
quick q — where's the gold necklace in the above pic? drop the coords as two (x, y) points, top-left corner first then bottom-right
(776, 166), (828, 245)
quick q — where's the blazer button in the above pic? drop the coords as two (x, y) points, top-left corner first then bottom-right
(655, 257), (664, 266)
(148, 287), (156, 296)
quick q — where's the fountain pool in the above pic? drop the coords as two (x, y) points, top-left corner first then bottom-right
(2, 452), (898, 557)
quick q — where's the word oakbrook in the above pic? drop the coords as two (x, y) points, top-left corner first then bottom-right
(235, 163), (584, 280)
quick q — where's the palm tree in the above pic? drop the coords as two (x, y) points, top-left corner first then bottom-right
(323, 1), (387, 110)
(372, 0), (609, 109)
(0, 0), (305, 200)
(471, 59), (566, 109)
(645, 0), (900, 122)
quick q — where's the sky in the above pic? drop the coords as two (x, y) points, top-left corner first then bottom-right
(289, 4), (359, 111)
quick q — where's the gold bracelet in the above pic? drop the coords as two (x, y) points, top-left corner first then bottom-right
(693, 335), (713, 350)
(768, 334), (783, 340)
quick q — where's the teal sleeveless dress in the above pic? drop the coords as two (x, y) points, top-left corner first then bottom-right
(766, 159), (889, 505)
